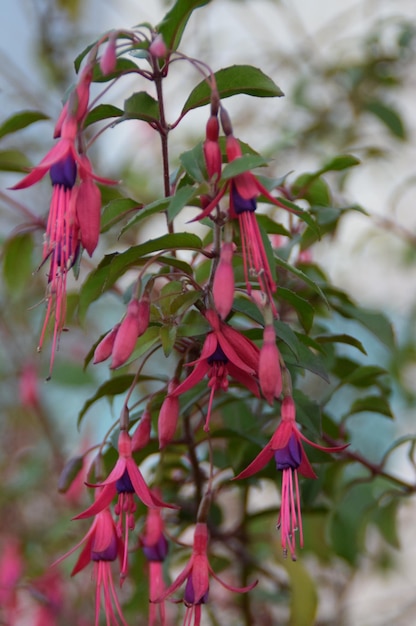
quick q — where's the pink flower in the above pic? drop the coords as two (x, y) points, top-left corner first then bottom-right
(53, 506), (127, 626)
(141, 507), (169, 626)
(0, 537), (23, 624)
(100, 33), (118, 75)
(110, 296), (151, 369)
(74, 431), (175, 578)
(235, 396), (347, 559)
(156, 522), (256, 626)
(212, 241), (235, 319)
(171, 310), (259, 431)
(203, 115), (222, 182)
(258, 324), (282, 403)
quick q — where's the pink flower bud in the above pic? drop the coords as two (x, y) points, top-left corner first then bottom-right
(110, 300), (142, 369)
(213, 242), (234, 319)
(203, 116), (222, 181)
(100, 35), (117, 75)
(132, 409), (152, 451)
(75, 176), (101, 257)
(158, 380), (180, 449)
(93, 324), (120, 364)
(259, 324), (282, 404)
(149, 34), (167, 59)
(136, 294), (151, 337)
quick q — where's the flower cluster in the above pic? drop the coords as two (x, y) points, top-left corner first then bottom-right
(10, 21), (351, 626)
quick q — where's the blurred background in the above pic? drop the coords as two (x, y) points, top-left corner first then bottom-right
(1, 1), (416, 624)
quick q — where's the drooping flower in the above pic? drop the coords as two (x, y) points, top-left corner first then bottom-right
(212, 241), (235, 319)
(259, 323), (282, 403)
(53, 506), (127, 626)
(74, 431), (175, 578)
(158, 379), (180, 449)
(140, 506), (169, 626)
(170, 310), (259, 431)
(156, 522), (256, 626)
(235, 396), (347, 559)
(110, 295), (151, 369)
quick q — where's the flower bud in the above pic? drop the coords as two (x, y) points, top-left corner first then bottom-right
(75, 157), (101, 256)
(204, 116), (222, 182)
(136, 294), (151, 337)
(110, 299), (142, 369)
(158, 380), (180, 449)
(93, 324), (120, 364)
(149, 34), (167, 59)
(259, 324), (282, 403)
(100, 33), (117, 75)
(132, 409), (152, 451)
(213, 241), (234, 319)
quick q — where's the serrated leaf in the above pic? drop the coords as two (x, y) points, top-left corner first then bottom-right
(222, 154), (269, 179)
(365, 100), (406, 139)
(84, 104), (123, 128)
(157, 0), (211, 51)
(182, 65), (284, 114)
(123, 91), (160, 124)
(0, 110), (49, 140)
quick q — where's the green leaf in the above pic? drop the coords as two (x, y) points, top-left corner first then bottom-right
(182, 65), (284, 114)
(277, 287), (315, 333)
(2, 233), (33, 294)
(0, 110), (49, 140)
(346, 395), (393, 419)
(221, 154), (270, 179)
(123, 91), (160, 124)
(332, 302), (395, 349)
(256, 214), (291, 237)
(292, 174), (331, 206)
(179, 143), (207, 183)
(159, 325), (177, 357)
(167, 185), (198, 222)
(79, 233), (202, 318)
(0, 149), (32, 172)
(282, 558), (318, 626)
(315, 333), (367, 355)
(157, 0), (212, 51)
(120, 198), (170, 235)
(320, 154), (361, 173)
(343, 364), (388, 388)
(84, 104), (123, 128)
(365, 100), (406, 139)
(373, 499), (400, 549)
(274, 253), (329, 306)
(78, 375), (136, 427)
(101, 198), (143, 233)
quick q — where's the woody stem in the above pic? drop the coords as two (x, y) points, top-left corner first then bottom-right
(153, 60), (173, 234)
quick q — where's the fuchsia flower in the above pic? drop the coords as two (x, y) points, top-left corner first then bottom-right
(0, 537), (22, 625)
(156, 522), (256, 626)
(258, 324), (282, 404)
(158, 379), (180, 449)
(141, 506), (169, 626)
(171, 310), (259, 431)
(53, 506), (127, 626)
(236, 396), (347, 560)
(74, 431), (174, 578)
(11, 62), (116, 375)
(212, 241), (235, 319)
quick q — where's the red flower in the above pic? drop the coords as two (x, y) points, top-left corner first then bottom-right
(171, 310), (259, 431)
(141, 507), (169, 626)
(53, 506), (127, 626)
(236, 396), (347, 559)
(156, 522), (256, 626)
(74, 431), (175, 578)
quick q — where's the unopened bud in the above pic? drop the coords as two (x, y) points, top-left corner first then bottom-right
(132, 409), (152, 451)
(110, 300), (142, 369)
(58, 456), (84, 493)
(213, 242), (234, 319)
(259, 324), (282, 404)
(220, 107), (233, 136)
(158, 380), (180, 449)
(93, 324), (120, 364)
(149, 34), (167, 59)
(100, 33), (117, 75)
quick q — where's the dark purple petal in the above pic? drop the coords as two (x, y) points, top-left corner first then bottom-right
(50, 155), (77, 189)
(274, 434), (302, 470)
(91, 534), (118, 562)
(207, 344), (228, 365)
(116, 468), (135, 494)
(231, 184), (256, 214)
(142, 534), (169, 562)
(184, 575), (209, 606)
